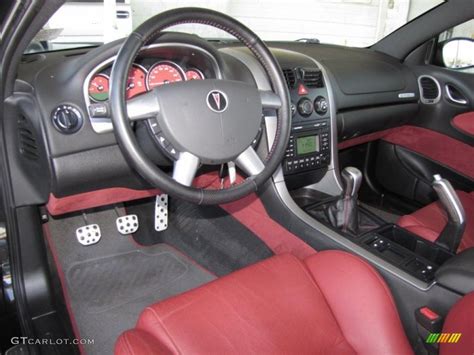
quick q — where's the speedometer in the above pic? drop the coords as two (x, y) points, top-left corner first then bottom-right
(126, 65), (147, 99)
(147, 62), (185, 89)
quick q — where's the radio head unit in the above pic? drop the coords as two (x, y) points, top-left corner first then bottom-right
(284, 120), (330, 174)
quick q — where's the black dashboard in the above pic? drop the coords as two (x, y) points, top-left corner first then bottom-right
(11, 32), (422, 201)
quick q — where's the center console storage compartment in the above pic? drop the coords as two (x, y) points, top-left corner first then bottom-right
(360, 225), (453, 282)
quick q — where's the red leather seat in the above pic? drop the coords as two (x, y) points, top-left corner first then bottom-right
(115, 251), (413, 354)
(398, 191), (474, 253)
(441, 291), (474, 355)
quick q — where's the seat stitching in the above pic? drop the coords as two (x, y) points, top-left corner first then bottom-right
(144, 307), (182, 355)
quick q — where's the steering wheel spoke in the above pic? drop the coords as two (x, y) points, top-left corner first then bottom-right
(235, 146), (265, 176)
(259, 90), (282, 110)
(126, 90), (160, 121)
(172, 152), (200, 186)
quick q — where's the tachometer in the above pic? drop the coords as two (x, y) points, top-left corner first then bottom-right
(88, 74), (109, 102)
(126, 65), (147, 99)
(185, 69), (204, 81)
(147, 62), (185, 89)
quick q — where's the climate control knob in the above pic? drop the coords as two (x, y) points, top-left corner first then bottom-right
(297, 98), (313, 117)
(314, 96), (328, 115)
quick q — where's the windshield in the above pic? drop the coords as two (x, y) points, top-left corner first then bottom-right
(26, 0), (444, 53)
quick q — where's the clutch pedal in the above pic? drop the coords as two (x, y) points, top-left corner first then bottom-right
(116, 214), (139, 235)
(76, 224), (101, 246)
(155, 194), (168, 232)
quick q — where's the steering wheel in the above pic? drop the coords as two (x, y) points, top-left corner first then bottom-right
(109, 8), (290, 205)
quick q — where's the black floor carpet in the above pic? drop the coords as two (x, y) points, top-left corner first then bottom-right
(125, 197), (274, 276)
(46, 207), (216, 355)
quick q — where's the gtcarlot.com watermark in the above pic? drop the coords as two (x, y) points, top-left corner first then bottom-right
(11, 337), (94, 346)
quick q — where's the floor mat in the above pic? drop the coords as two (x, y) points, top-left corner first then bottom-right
(45, 206), (216, 355)
(126, 198), (274, 276)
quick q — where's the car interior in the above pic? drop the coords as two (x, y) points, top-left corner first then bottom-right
(0, 0), (473, 354)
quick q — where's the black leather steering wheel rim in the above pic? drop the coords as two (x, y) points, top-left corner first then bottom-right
(110, 7), (290, 205)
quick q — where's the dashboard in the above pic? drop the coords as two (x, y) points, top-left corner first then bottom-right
(11, 32), (421, 200)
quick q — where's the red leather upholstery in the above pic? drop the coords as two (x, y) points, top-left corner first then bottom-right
(441, 292), (474, 355)
(452, 111), (474, 137)
(398, 191), (474, 253)
(115, 251), (413, 355)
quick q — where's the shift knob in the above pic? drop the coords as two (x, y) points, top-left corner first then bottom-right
(341, 167), (362, 199)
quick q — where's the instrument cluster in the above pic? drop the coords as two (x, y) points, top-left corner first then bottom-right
(88, 60), (205, 102)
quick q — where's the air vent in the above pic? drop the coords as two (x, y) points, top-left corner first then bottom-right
(303, 69), (324, 88)
(18, 116), (39, 160)
(418, 75), (440, 104)
(282, 69), (296, 88)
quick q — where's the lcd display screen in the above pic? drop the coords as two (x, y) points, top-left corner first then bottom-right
(296, 135), (319, 155)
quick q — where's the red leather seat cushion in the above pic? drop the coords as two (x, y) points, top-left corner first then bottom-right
(115, 251), (412, 355)
(441, 292), (474, 355)
(398, 191), (474, 253)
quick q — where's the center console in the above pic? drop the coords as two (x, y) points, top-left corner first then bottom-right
(280, 67), (332, 188)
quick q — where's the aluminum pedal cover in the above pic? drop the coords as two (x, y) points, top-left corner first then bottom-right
(155, 194), (169, 232)
(116, 214), (139, 235)
(76, 224), (101, 246)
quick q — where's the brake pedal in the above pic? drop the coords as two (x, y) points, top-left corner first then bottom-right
(76, 224), (101, 246)
(116, 214), (139, 235)
(155, 194), (168, 232)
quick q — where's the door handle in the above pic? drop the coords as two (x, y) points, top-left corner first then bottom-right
(445, 84), (468, 105)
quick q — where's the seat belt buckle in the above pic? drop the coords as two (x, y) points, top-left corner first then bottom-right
(415, 306), (443, 353)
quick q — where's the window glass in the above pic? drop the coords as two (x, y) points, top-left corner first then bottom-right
(26, 0), (444, 53)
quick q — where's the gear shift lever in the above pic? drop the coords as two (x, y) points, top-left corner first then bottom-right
(432, 174), (466, 252)
(341, 167), (363, 200)
(327, 167), (362, 234)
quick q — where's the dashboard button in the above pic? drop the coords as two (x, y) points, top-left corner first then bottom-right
(297, 83), (309, 96)
(51, 104), (83, 134)
(290, 102), (297, 117)
(89, 103), (109, 118)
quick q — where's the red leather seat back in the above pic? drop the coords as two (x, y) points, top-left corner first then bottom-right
(115, 252), (413, 355)
(398, 191), (474, 253)
(441, 292), (474, 355)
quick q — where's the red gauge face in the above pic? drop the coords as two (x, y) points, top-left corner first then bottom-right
(126, 65), (147, 99)
(147, 62), (184, 89)
(185, 69), (204, 81)
(88, 74), (110, 102)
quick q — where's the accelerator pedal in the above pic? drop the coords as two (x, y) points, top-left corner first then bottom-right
(155, 194), (169, 232)
(76, 224), (101, 246)
(116, 214), (139, 235)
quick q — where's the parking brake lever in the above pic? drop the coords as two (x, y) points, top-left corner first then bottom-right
(432, 174), (466, 253)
